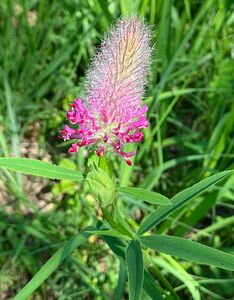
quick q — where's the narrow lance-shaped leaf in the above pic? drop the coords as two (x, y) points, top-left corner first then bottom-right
(126, 240), (144, 300)
(114, 262), (127, 300)
(0, 157), (83, 181)
(103, 234), (163, 299)
(137, 170), (233, 235)
(140, 235), (234, 271)
(118, 187), (171, 205)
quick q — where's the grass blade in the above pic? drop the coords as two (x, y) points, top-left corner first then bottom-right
(143, 270), (164, 300)
(158, 0), (172, 70)
(114, 262), (127, 300)
(119, 0), (140, 16)
(13, 232), (88, 300)
(150, 0), (212, 112)
(96, 0), (112, 25)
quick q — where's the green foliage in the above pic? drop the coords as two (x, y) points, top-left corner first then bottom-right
(0, 0), (234, 299)
(137, 171), (233, 235)
(8, 168), (233, 299)
(118, 187), (171, 205)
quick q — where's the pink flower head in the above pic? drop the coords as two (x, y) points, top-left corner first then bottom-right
(60, 16), (152, 165)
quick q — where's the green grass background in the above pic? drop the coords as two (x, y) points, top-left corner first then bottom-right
(0, 0), (234, 299)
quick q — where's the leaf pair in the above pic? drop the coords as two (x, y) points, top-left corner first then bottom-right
(126, 234), (234, 300)
(0, 158), (170, 207)
(0, 157), (117, 208)
(137, 170), (233, 235)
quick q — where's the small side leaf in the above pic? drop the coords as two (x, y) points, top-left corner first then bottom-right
(118, 187), (171, 205)
(86, 229), (131, 240)
(114, 262), (127, 300)
(140, 235), (234, 271)
(126, 240), (144, 300)
(0, 157), (83, 181)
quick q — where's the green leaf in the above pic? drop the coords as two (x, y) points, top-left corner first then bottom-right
(13, 232), (88, 300)
(140, 235), (234, 271)
(126, 240), (144, 300)
(114, 262), (127, 300)
(154, 255), (200, 300)
(118, 187), (171, 205)
(86, 229), (131, 240)
(137, 170), (233, 235)
(0, 157), (83, 181)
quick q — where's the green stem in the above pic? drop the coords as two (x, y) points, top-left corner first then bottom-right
(151, 265), (181, 300)
(102, 207), (134, 238)
(102, 207), (120, 230)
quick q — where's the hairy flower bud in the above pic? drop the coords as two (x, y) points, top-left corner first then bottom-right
(60, 16), (152, 165)
(86, 167), (116, 207)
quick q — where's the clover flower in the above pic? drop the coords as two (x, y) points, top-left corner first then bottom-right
(60, 16), (152, 165)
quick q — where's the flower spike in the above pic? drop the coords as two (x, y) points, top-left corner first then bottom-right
(60, 16), (152, 165)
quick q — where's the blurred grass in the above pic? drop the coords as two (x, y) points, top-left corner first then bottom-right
(0, 0), (234, 299)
